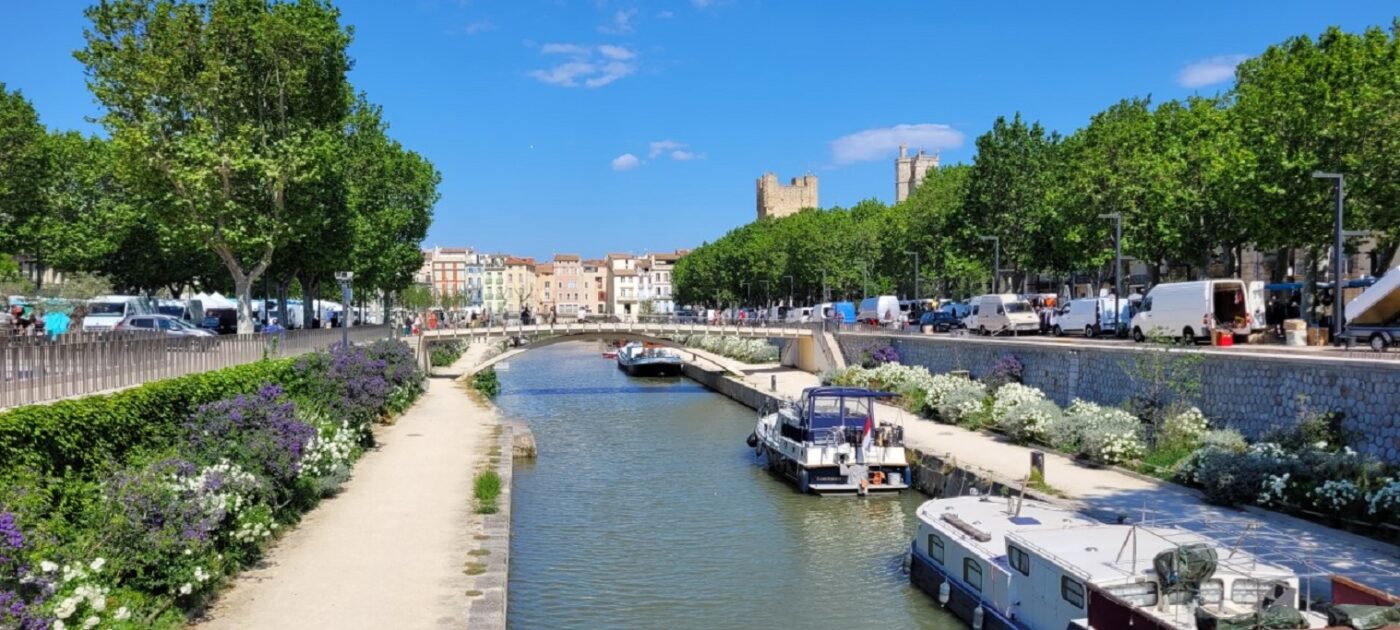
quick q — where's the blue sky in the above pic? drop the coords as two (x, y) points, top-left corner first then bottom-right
(2, 2), (1397, 260)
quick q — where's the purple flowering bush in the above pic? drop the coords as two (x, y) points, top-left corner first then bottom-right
(0, 339), (422, 628)
(983, 353), (1025, 389)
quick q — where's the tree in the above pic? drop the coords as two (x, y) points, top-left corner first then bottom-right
(78, 0), (354, 332)
(0, 84), (50, 267)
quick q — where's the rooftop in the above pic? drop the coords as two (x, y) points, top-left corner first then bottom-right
(535, 263), (554, 273)
(919, 496), (1097, 561)
(1007, 525), (1297, 586)
(605, 252), (633, 260)
(553, 253), (581, 262)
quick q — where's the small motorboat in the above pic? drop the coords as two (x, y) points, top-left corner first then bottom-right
(615, 342), (682, 376)
(750, 386), (909, 495)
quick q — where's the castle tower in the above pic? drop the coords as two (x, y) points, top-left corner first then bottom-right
(895, 144), (940, 203)
(756, 172), (819, 220)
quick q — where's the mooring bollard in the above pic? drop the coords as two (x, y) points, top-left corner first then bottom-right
(1030, 450), (1045, 481)
(771, 374), (777, 392)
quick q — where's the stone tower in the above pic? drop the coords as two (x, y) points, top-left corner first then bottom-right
(755, 172), (818, 220)
(895, 144), (940, 203)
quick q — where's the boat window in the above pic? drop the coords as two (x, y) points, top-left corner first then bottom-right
(1007, 545), (1029, 575)
(1230, 579), (1273, 605)
(841, 397), (871, 424)
(963, 558), (982, 592)
(1166, 579), (1223, 605)
(1105, 581), (1157, 607)
(1061, 576), (1085, 609)
(808, 397), (843, 429)
(928, 534), (944, 564)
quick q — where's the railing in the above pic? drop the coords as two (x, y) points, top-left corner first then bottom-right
(420, 318), (818, 342)
(0, 326), (391, 409)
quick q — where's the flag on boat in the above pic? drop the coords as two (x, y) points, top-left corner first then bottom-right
(861, 415), (873, 450)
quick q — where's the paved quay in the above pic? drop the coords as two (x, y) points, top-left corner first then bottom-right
(198, 344), (500, 630)
(686, 347), (1400, 597)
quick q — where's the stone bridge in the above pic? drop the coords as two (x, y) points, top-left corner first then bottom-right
(418, 321), (844, 376)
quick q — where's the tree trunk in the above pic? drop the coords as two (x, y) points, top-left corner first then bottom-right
(234, 276), (255, 334)
(276, 279), (290, 328)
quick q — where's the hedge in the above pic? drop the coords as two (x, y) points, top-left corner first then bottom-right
(0, 358), (298, 479)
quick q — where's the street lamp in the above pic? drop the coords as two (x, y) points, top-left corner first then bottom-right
(860, 260), (869, 299)
(784, 275), (794, 307)
(1312, 171), (1346, 343)
(903, 250), (920, 302)
(979, 236), (1000, 293)
(334, 271), (354, 348)
(1098, 213), (1123, 335)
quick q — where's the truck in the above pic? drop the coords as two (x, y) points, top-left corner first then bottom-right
(1338, 267), (1400, 352)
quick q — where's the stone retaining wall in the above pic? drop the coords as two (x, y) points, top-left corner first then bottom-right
(838, 334), (1400, 464)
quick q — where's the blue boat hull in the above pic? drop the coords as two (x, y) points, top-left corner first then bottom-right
(909, 543), (1022, 630)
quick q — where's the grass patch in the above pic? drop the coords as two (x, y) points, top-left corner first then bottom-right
(474, 470), (502, 514)
(468, 548), (491, 556)
(469, 368), (500, 398)
(464, 562), (487, 575)
(1026, 467), (1065, 498)
(1134, 443), (1196, 480)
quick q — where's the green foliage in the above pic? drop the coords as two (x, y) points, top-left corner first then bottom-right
(471, 368), (500, 398)
(0, 359), (297, 478)
(429, 340), (467, 367)
(679, 335), (779, 363)
(473, 470), (502, 515)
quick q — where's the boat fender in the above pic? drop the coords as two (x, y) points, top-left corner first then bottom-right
(972, 606), (984, 630)
(746, 432), (759, 448)
(798, 469), (810, 494)
(938, 581), (950, 606)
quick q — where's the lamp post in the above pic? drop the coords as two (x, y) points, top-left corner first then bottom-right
(784, 275), (794, 307)
(904, 250), (920, 302)
(1312, 172), (1346, 343)
(821, 268), (828, 303)
(334, 271), (354, 348)
(1098, 213), (1123, 335)
(979, 236), (1000, 293)
(861, 261), (869, 299)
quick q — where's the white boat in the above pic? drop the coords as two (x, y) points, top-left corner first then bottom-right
(1007, 525), (1329, 630)
(615, 342), (683, 377)
(749, 386), (910, 495)
(910, 495), (1099, 629)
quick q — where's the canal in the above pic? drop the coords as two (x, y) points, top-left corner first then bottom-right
(500, 342), (962, 629)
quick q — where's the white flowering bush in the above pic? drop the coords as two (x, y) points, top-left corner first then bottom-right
(1159, 406), (1209, 449)
(681, 335), (779, 363)
(1091, 430), (1147, 465)
(299, 419), (360, 495)
(923, 376), (988, 425)
(1199, 428), (1247, 453)
(1000, 399), (1060, 445)
(1367, 478), (1399, 518)
(39, 557), (132, 630)
(1257, 473), (1293, 506)
(990, 383), (1046, 422)
(1047, 399), (1141, 457)
(1311, 479), (1362, 513)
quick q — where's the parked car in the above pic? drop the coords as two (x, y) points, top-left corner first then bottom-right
(83, 295), (155, 332)
(674, 309), (699, 323)
(1130, 279), (1252, 343)
(857, 295), (900, 327)
(1052, 297), (1129, 337)
(970, 294), (1040, 336)
(115, 313), (216, 336)
(918, 311), (964, 333)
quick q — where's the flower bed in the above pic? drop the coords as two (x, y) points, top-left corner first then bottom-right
(827, 360), (1398, 534)
(678, 335), (779, 364)
(0, 339), (423, 628)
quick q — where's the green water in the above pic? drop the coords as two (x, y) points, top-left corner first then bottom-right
(500, 342), (964, 629)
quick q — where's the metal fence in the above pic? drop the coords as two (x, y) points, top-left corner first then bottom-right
(0, 326), (391, 409)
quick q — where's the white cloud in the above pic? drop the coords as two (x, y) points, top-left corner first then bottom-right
(611, 153), (641, 171)
(830, 123), (964, 164)
(529, 44), (639, 88)
(648, 140), (684, 158)
(598, 9), (637, 34)
(647, 140), (704, 161)
(1176, 54), (1248, 88)
(463, 20), (496, 35)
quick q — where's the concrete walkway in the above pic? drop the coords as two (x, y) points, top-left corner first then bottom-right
(704, 351), (1400, 596)
(199, 347), (499, 630)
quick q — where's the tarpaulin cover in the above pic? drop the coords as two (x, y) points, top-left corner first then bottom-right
(1155, 543), (1218, 598)
(1327, 604), (1400, 630)
(1195, 605), (1307, 630)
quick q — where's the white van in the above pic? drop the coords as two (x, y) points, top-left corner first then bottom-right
(857, 295), (900, 327)
(1130, 280), (1252, 343)
(784, 306), (813, 323)
(1052, 297), (1128, 337)
(83, 295), (154, 332)
(971, 294), (1039, 335)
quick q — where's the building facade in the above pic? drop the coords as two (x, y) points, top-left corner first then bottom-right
(534, 263), (555, 318)
(503, 257), (536, 315)
(582, 259), (607, 316)
(483, 255), (507, 316)
(552, 254), (582, 317)
(756, 172), (818, 220)
(645, 251), (680, 314)
(894, 144), (939, 203)
(606, 252), (639, 319)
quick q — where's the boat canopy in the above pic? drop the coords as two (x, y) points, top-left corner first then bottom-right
(800, 387), (894, 431)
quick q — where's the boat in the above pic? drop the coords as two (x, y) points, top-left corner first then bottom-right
(615, 342), (682, 376)
(749, 386), (910, 495)
(910, 495), (1099, 629)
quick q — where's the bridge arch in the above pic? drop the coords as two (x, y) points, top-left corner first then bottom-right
(449, 331), (745, 377)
